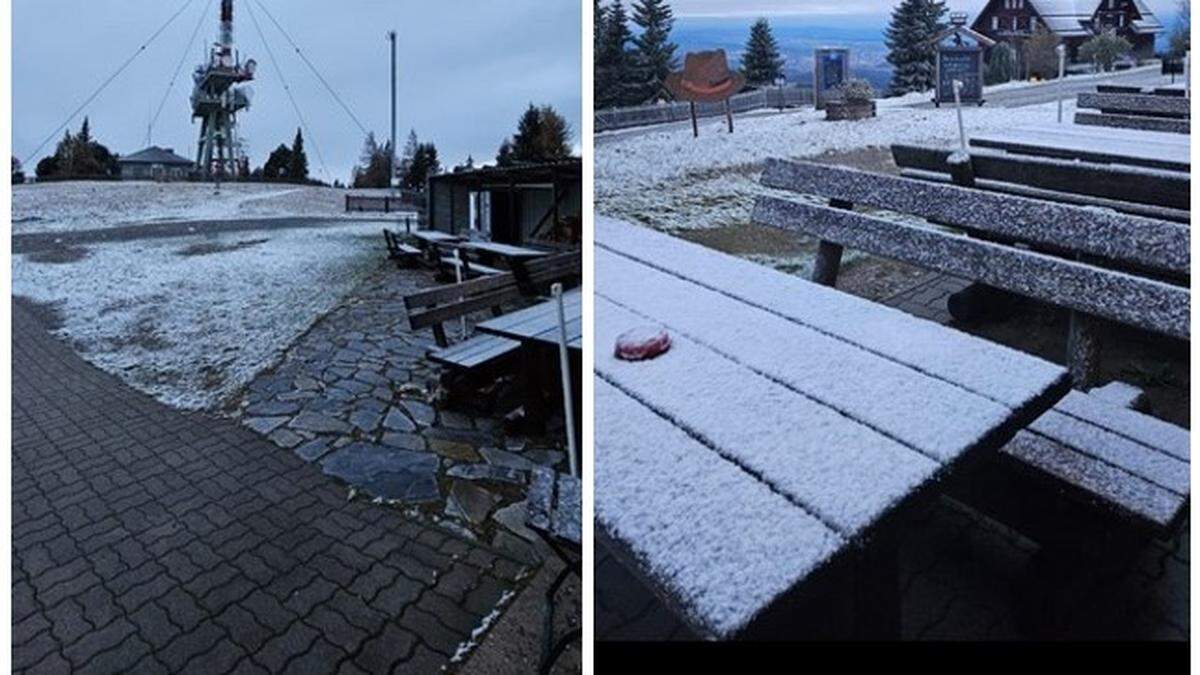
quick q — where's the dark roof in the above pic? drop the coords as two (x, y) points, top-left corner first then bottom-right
(119, 146), (193, 166)
(429, 158), (581, 188)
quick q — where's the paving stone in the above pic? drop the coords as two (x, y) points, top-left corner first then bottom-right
(429, 438), (481, 462)
(349, 408), (383, 433)
(245, 400), (302, 417)
(267, 428), (304, 449)
(383, 408), (417, 433)
(446, 481), (503, 525)
(490, 501), (540, 543)
(321, 443), (440, 503)
(289, 412), (351, 435)
(401, 399), (437, 427)
(294, 438), (333, 462)
(446, 463), (526, 486)
(380, 432), (426, 452)
(480, 446), (537, 472)
(524, 447), (566, 468)
(242, 416), (288, 435)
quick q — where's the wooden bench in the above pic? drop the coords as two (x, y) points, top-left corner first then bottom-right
(437, 249), (504, 279)
(753, 159), (1189, 387)
(892, 144), (1190, 223)
(382, 229), (422, 267)
(1076, 91), (1190, 134)
(404, 251), (581, 376)
(752, 161), (1190, 630)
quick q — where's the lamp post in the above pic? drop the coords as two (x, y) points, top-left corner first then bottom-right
(387, 30), (397, 193)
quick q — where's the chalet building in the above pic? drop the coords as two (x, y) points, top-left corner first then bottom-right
(117, 146), (194, 181)
(972, 0), (1164, 63)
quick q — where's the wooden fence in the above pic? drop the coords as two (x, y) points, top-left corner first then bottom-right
(595, 85), (813, 132)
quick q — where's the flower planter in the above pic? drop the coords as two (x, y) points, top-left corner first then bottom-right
(825, 100), (876, 121)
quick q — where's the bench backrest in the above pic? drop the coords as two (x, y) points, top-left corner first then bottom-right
(752, 159), (1189, 339)
(1074, 111), (1190, 135)
(1077, 92), (1191, 118)
(891, 144), (1190, 222)
(404, 250), (581, 344)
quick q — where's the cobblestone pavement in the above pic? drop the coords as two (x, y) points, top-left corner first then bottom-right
(12, 298), (532, 673)
(228, 266), (573, 568)
(596, 271), (1188, 642)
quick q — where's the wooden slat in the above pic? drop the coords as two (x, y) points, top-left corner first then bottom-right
(1003, 430), (1186, 533)
(968, 130), (1189, 172)
(891, 144), (1189, 211)
(751, 197), (1189, 339)
(595, 377), (843, 639)
(898, 167), (1190, 224)
(1075, 112), (1189, 135)
(760, 159), (1189, 276)
(1077, 91), (1191, 117)
(427, 335), (519, 369)
(403, 251), (580, 308)
(596, 216), (1067, 410)
(439, 257), (503, 277)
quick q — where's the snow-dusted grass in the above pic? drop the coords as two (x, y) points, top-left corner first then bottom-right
(12, 181), (414, 235)
(597, 98), (1074, 241)
(13, 221), (385, 410)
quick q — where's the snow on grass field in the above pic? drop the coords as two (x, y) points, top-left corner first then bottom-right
(12, 181), (413, 235)
(596, 98), (1074, 233)
(13, 221), (384, 410)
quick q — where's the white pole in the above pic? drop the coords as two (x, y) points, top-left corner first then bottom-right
(455, 260), (466, 340)
(1056, 44), (1067, 123)
(1186, 51), (1191, 98)
(552, 283), (578, 478)
(952, 80), (967, 153)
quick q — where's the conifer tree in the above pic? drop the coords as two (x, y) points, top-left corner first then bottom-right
(288, 128), (309, 183)
(741, 18), (784, 87)
(885, 0), (947, 95)
(595, 0), (635, 108)
(629, 0), (678, 103)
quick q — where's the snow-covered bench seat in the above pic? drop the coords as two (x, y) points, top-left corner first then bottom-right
(438, 255), (503, 279)
(1075, 91), (1191, 135)
(427, 333), (519, 371)
(891, 144), (1190, 223)
(753, 158), (1190, 388)
(595, 216), (1069, 639)
(1001, 388), (1189, 537)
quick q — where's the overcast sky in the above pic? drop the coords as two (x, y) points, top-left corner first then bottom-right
(671, 0), (1176, 19)
(13, 1), (582, 184)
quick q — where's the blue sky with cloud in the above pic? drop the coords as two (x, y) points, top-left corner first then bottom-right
(13, 0), (582, 184)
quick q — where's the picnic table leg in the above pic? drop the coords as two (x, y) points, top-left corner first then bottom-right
(853, 534), (901, 639)
(1067, 311), (1101, 390)
(519, 345), (548, 434)
(811, 241), (843, 287)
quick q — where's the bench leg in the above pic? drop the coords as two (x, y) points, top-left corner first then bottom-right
(853, 534), (900, 639)
(1067, 311), (1101, 390)
(811, 241), (844, 287)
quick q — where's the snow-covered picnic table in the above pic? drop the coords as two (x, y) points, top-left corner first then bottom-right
(969, 124), (1190, 172)
(594, 216), (1071, 639)
(411, 230), (464, 244)
(476, 288), (582, 351)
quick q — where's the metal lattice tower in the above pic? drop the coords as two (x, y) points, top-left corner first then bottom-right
(192, 0), (256, 178)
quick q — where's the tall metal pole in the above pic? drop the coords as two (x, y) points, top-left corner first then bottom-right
(388, 30), (397, 193)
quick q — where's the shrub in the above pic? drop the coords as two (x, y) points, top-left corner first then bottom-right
(836, 78), (875, 103)
(985, 43), (1017, 85)
(1079, 30), (1133, 71)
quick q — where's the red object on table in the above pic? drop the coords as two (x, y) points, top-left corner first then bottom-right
(614, 327), (671, 361)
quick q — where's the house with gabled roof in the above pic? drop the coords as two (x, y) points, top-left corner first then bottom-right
(117, 146), (195, 181)
(972, 0), (1165, 64)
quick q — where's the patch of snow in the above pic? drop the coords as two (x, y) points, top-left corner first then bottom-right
(12, 181), (417, 235)
(449, 589), (517, 663)
(596, 377), (843, 639)
(12, 221), (384, 410)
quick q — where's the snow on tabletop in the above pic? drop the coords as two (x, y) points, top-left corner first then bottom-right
(597, 216), (1066, 411)
(597, 296), (937, 533)
(1030, 410), (1189, 495)
(597, 246), (1011, 462)
(12, 221), (383, 410)
(1055, 391), (1190, 464)
(595, 378), (843, 639)
(1086, 380), (1146, 411)
(12, 181), (416, 236)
